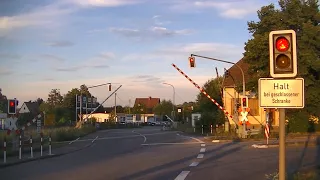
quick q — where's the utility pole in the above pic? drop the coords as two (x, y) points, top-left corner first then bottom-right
(129, 99), (131, 114)
(115, 93), (117, 122)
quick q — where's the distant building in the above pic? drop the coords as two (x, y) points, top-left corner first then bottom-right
(134, 96), (160, 114)
(18, 102), (40, 116)
(222, 58), (280, 130)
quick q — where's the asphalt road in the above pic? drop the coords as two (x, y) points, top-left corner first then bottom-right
(1, 127), (319, 180)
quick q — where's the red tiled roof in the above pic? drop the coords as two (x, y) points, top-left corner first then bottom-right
(134, 97), (160, 109)
(223, 58), (250, 87)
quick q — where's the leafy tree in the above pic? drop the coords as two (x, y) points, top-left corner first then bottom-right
(0, 88), (7, 113)
(153, 99), (174, 117)
(47, 89), (63, 108)
(196, 77), (226, 125)
(132, 103), (147, 114)
(243, 0), (320, 120)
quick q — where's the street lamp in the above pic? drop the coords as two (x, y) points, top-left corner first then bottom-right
(163, 82), (175, 121)
(190, 54), (247, 138)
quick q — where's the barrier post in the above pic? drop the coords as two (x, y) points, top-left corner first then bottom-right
(30, 135), (33, 158)
(19, 135), (22, 159)
(3, 136), (6, 163)
(48, 134), (52, 155)
(201, 125), (204, 135)
(40, 133), (43, 156)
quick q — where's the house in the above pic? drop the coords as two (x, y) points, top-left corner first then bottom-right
(134, 96), (160, 114)
(222, 58), (280, 130)
(18, 102), (40, 116)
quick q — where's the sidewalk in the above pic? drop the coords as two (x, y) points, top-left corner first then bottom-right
(0, 135), (95, 168)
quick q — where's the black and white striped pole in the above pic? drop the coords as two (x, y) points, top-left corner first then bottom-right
(40, 132), (43, 156)
(30, 135), (33, 158)
(48, 134), (52, 155)
(201, 125), (203, 135)
(3, 136), (6, 163)
(19, 135), (22, 159)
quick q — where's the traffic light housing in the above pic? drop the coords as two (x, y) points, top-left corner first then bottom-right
(225, 70), (229, 78)
(241, 96), (248, 108)
(269, 30), (297, 78)
(108, 84), (111, 91)
(189, 57), (195, 68)
(8, 99), (17, 114)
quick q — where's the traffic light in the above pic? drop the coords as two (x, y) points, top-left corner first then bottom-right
(225, 70), (229, 78)
(108, 84), (111, 91)
(189, 57), (195, 68)
(241, 96), (248, 108)
(269, 30), (297, 78)
(8, 99), (17, 114)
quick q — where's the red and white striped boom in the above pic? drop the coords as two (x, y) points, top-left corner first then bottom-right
(172, 63), (233, 120)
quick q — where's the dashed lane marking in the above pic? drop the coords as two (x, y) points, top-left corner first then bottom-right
(189, 162), (199, 167)
(200, 148), (206, 153)
(174, 171), (190, 180)
(201, 144), (205, 147)
(197, 154), (204, 159)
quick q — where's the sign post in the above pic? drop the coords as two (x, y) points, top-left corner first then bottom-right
(261, 29), (303, 180)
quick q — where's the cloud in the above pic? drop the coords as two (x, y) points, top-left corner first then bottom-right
(68, 0), (142, 7)
(0, 0), (143, 37)
(152, 15), (171, 26)
(0, 67), (13, 76)
(0, 53), (21, 60)
(52, 54), (112, 72)
(131, 75), (164, 84)
(38, 54), (66, 63)
(109, 26), (193, 40)
(46, 41), (74, 47)
(168, 0), (262, 19)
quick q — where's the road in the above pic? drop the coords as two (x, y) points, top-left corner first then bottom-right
(1, 127), (319, 180)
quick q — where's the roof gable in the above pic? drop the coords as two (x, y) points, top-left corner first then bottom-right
(25, 102), (40, 115)
(134, 97), (160, 109)
(223, 58), (250, 87)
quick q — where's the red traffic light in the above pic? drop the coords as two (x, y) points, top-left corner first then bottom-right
(9, 101), (15, 107)
(276, 37), (290, 52)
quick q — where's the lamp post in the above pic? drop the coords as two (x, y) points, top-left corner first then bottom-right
(163, 82), (175, 121)
(190, 54), (247, 138)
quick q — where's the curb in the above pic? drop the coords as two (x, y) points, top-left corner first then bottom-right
(251, 141), (319, 149)
(0, 141), (95, 169)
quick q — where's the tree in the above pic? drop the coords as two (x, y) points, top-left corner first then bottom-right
(196, 77), (226, 125)
(47, 89), (63, 108)
(153, 100), (174, 117)
(243, 0), (320, 119)
(0, 88), (7, 113)
(33, 98), (44, 106)
(132, 103), (147, 114)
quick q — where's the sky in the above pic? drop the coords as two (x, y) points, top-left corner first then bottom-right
(0, 0), (279, 107)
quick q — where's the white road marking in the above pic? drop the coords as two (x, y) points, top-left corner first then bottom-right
(53, 131), (178, 144)
(200, 148), (206, 153)
(174, 171), (190, 180)
(69, 137), (80, 144)
(92, 136), (98, 143)
(177, 134), (204, 143)
(141, 142), (201, 146)
(132, 130), (147, 143)
(197, 154), (204, 159)
(201, 144), (206, 147)
(189, 162), (199, 167)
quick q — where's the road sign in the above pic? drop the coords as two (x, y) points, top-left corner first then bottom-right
(259, 78), (304, 108)
(37, 119), (41, 133)
(240, 111), (248, 122)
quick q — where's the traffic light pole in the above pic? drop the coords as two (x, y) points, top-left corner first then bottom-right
(190, 54), (246, 137)
(279, 108), (286, 180)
